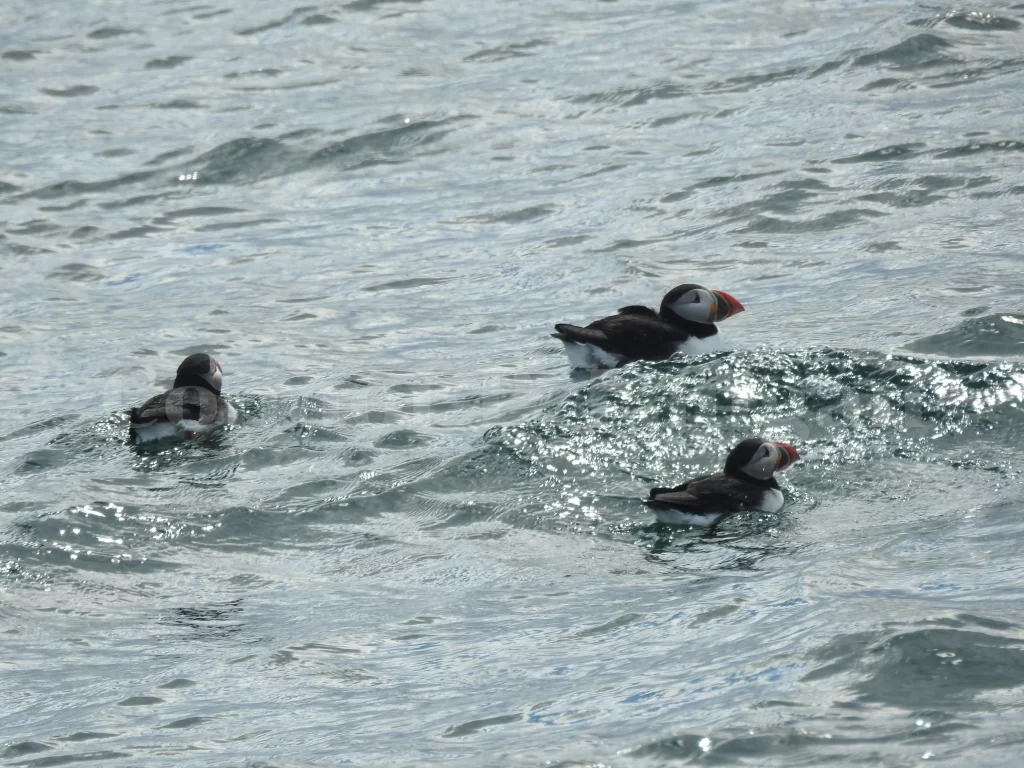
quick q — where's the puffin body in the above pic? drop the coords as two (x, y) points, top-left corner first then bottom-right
(553, 284), (743, 369)
(646, 438), (799, 526)
(128, 354), (238, 445)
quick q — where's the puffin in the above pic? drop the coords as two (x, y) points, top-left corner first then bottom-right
(128, 353), (239, 445)
(645, 438), (799, 526)
(552, 283), (745, 369)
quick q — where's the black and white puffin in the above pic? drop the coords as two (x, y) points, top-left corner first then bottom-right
(128, 354), (239, 445)
(552, 283), (744, 369)
(645, 438), (799, 526)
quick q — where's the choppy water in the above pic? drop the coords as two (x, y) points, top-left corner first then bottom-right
(3, 0), (1024, 764)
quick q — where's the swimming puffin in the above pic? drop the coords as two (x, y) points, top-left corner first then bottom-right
(552, 283), (744, 369)
(128, 354), (239, 445)
(645, 438), (799, 526)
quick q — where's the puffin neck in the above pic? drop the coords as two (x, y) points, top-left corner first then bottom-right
(173, 373), (221, 396)
(658, 309), (719, 338)
(724, 468), (780, 489)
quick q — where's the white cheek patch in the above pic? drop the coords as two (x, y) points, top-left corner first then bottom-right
(741, 447), (779, 481)
(671, 290), (714, 323)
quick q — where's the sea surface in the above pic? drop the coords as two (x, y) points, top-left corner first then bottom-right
(3, 0), (1024, 765)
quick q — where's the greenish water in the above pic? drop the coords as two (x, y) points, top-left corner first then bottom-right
(2, 0), (1024, 765)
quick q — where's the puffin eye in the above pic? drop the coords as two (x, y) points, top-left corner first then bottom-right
(691, 294), (701, 303)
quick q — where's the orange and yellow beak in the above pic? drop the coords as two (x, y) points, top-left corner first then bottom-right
(773, 442), (800, 470)
(712, 291), (745, 321)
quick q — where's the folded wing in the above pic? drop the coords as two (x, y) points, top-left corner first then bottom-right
(553, 309), (685, 361)
(129, 392), (171, 429)
(646, 473), (761, 511)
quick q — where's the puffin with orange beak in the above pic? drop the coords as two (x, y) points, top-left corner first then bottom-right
(645, 438), (800, 526)
(552, 283), (744, 369)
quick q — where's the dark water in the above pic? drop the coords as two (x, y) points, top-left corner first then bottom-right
(3, 0), (1024, 764)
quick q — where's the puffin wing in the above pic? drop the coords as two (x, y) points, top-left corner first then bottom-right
(553, 310), (683, 361)
(551, 304), (660, 343)
(644, 489), (704, 509)
(646, 473), (759, 512)
(129, 392), (171, 429)
(129, 389), (207, 428)
(648, 473), (707, 498)
(551, 323), (611, 345)
(616, 305), (660, 317)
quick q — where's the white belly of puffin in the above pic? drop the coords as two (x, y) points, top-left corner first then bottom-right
(654, 509), (727, 527)
(561, 341), (624, 370)
(561, 332), (724, 369)
(756, 488), (785, 513)
(132, 421), (181, 445)
(654, 488), (785, 526)
(674, 334), (724, 356)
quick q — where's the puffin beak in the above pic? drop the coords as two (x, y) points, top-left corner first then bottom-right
(773, 442), (800, 470)
(712, 291), (745, 321)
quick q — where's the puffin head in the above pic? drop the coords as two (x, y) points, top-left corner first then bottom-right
(173, 353), (223, 396)
(660, 284), (744, 325)
(724, 438), (799, 482)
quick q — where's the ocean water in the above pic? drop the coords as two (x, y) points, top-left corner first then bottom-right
(3, 0), (1024, 764)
